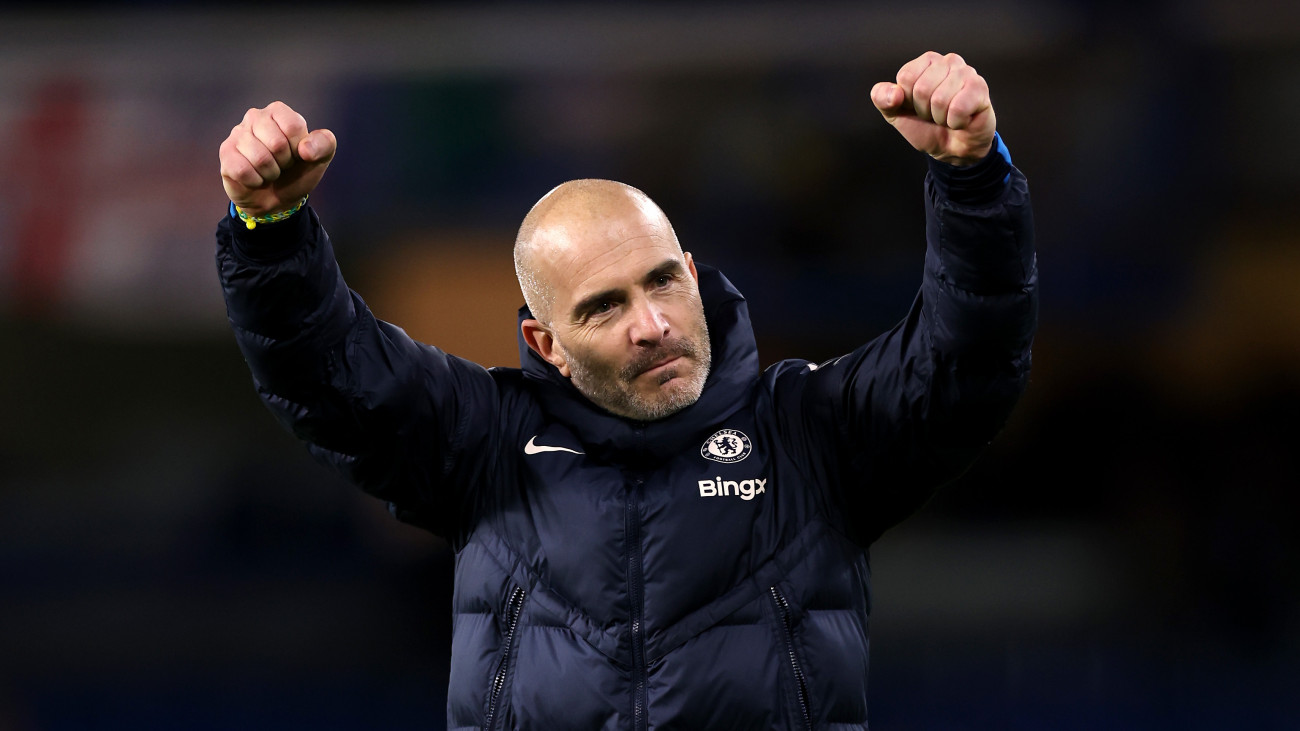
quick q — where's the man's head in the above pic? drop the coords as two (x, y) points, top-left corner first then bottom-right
(515, 179), (712, 421)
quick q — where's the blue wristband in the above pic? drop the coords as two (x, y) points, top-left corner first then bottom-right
(994, 132), (1011, 183)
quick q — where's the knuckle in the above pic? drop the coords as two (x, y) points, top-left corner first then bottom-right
(229, 162), (252, 181)
(265, 136), (289, 156)
(248, 149), (273, 170)
(225, 159), (253, 182)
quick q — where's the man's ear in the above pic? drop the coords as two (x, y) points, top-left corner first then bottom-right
(521, 319), (571, 378)
(684, 251), (700, 284)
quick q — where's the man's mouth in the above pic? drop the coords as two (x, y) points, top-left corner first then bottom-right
(623, 345), (692, 382)
(642, 356), (682, 378)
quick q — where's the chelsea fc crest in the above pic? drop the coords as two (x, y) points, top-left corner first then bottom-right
(701, 429), (752, 463)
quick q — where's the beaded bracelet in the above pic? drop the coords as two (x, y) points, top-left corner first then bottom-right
(234, 195), (308, 230)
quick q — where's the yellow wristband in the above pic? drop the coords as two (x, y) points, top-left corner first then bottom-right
(235, 196), (308, 230)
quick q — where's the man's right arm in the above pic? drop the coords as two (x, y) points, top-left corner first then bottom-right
(769, 54), (1036, 546)
(216, 103), (497, 539)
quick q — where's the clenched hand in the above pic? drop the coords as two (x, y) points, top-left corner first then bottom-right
(219, 101), (336, 216)
(872, 52), (997, 166)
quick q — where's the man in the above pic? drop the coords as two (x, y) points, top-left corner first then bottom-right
(217, 51), (1036, 730)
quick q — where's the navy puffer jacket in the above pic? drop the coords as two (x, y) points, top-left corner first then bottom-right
(217, 149), (1036, 730)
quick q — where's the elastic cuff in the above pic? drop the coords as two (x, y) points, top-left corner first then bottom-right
(227, 202), (313, 263)
(926, 132), (1014, 206)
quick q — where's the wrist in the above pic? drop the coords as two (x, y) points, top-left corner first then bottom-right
(926, 132), (1013, 206)
(231, 195), (308, 229)
(224, 198), (315, 264)
(930, 142), (993, 167)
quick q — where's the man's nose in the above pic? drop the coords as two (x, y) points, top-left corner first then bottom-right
(628, 298), (669, 346)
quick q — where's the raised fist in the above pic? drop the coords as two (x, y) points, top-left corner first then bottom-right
(219, 101), (336, 216)
(872, 52), (997, 166)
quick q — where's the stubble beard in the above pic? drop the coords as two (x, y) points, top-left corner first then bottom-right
(562, 316), (713, 422)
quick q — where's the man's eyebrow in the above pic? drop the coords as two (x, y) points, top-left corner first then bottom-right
(643, 259), (685, 284)
(571, 287), (622, 320)
(569, 259), (685, 320)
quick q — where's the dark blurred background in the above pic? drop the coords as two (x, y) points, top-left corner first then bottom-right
(1, 1), (1298, 729)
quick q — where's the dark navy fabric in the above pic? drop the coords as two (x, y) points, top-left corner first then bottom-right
(216, 157), (1037, 730)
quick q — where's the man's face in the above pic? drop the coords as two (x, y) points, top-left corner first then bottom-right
(526, 192), (712, 421)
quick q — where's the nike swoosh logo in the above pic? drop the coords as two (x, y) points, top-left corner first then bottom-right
(524, 436), (584, 456)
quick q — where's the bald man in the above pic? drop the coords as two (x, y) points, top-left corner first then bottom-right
(514, 179), (713, 422)
(217, 52), (1037, 730)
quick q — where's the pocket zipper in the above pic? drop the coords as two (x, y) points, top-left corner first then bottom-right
(770, 585), (812, 731)
(484, 585), (526, 730)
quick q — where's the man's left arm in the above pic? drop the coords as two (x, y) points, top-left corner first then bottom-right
(780, 53), (1037, 545)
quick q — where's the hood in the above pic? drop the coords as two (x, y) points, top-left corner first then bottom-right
(515, 264), (762, 466)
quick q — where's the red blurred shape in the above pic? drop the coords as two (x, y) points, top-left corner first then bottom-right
(10, 79), (87, 316)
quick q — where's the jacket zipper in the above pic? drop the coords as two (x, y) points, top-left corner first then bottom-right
(484, 585), (526, 731)
(627, 477), (648, 731)
(770, 585), (812, 731)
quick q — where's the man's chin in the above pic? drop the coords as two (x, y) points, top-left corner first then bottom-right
(569, 346), (710, 421)
(628, 394), (696, 421)
(632, 368), (706, 418)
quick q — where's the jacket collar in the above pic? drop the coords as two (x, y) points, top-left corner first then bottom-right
(516, 264), (761, 467)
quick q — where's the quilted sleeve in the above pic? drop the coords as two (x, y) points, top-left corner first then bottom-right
(776, 144), (1038, 546)
(215, 206), (499, 539)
